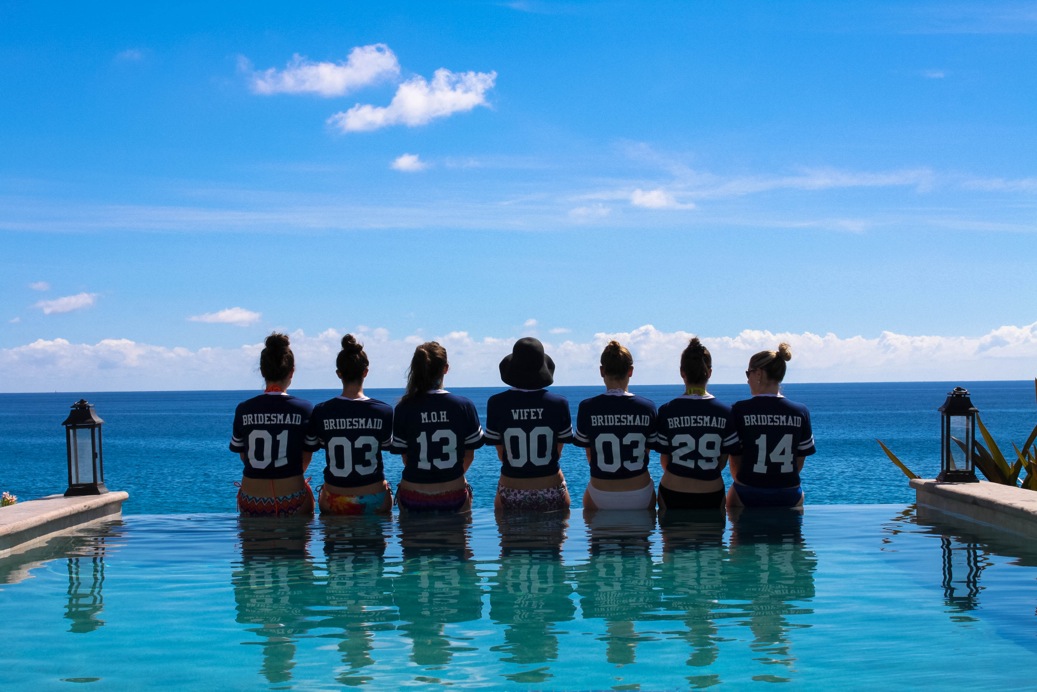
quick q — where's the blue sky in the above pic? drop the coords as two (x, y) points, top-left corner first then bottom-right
(3, 1), (1037, 392)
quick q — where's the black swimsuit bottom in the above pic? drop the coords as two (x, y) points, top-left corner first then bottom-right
(658, 485), (725, 511)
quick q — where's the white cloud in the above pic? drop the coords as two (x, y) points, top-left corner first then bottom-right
(328, 68), (497, 132)
(963, 176), (1037, 193)
(29, 281), (50, 291)
(9, 317), (20, 324)
(34, 293), (97, 315)
(188, 307), (262, 327)
(630, 188), (695, 210)
(523, 318), (538, 328)
(550, 327), (572, 335)
(921, 69), (946, 79)
(568, 203), (611, 222)
(391, 153), (428, 172)
(248, 44), (400, 97)
(115, 48), (144, 62)
(5, 322), (1037, 392)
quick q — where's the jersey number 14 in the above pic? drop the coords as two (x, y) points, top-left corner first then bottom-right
(751, 433), (795, 474)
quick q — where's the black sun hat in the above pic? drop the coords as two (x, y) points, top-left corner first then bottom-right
(499, 337), (555, 390)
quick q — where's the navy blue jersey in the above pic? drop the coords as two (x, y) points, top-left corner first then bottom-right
(731, 395), (816, 489)
(484, 388), (573, 479)
(390, 390), (484, 484)
(306, 395), (393, 489)
(230, 393), (318, 479)
(573, 392), (658, 480)
(656, 395), (740, 481)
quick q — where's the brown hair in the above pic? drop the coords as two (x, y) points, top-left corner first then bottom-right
(680, 337), (712, 385)
(402, 341), (448, 403)
(600, 340), (633, 378)
(260, 332), (294, 383)
(336, 334), (368, 383)
(748, 342), (792, 383)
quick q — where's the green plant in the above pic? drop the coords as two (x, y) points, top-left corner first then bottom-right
(878, 440), (919, 479)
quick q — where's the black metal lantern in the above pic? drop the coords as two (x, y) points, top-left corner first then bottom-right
(937, 386), (979, 483)
(62, 399), (108, 496)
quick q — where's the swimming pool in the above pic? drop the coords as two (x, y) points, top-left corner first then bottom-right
(2, 506), (1035, 689)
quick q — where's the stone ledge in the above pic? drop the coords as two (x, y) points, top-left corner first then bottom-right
(911, 478), (1037, 538)
(0, 492), (129, 559)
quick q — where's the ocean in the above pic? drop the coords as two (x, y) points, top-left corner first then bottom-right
(1, 381), (1034, 514)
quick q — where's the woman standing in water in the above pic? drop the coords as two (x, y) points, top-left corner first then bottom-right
(230, 333), (317, 517)
(574, 341), (658, 511)
(727, 343), (816, 508)
(390, 341), (484, 512)
(485, 337), (573, 512)
(307, 334), (394, 515)
(655, 338), (739, 513)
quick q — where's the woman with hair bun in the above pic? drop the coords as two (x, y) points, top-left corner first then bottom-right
(306, 334), (394, 515)
(389, 341), (484, 513)
(230, 333), (318, 517)
(655, 338), (739, 513)
(727, 343), (816, 509)
(485, 337), (573, 513)
(573, 341), (658, 511)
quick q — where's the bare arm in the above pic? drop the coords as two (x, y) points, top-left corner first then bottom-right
(463, 449), (475, 472)
(728, 454), (742, 479)
(660, 453), (671, 471)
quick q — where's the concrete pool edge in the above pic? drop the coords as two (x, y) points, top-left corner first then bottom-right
(0, 492), (129, 559)
(912, 478), (1037, 538)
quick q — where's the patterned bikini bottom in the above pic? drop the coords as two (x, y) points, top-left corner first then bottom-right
(497, 481), (569, 512)
(396, 485), (472, 513)
(318, 483), (392, 515)
(237, 484), (314, 518)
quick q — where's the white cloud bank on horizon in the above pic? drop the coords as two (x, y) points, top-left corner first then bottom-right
(188, 307), (262, 327)
(3, 322), (1037, 393)
(328, 68), (497, 132)
(34, 293), (98, 315)
(247, 44), (400, 96)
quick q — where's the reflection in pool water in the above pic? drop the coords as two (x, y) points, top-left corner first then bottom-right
(2, 506), (1036, 688)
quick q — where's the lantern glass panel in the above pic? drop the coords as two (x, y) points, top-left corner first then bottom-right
(70, 428), (95, 485)
(947, 416), (970, 471)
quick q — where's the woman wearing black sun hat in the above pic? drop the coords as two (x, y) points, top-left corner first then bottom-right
(484, 337), (574, 512)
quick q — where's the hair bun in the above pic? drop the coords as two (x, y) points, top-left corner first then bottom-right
(265, 333), (290, 351)
(341, 333), (362, 351)
(777, 342), (792, 362)
(688, 337), (704, 355)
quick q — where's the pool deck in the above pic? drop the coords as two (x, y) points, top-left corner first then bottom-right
(912, 478), (1037, 538)
(0, 492), (128, 559)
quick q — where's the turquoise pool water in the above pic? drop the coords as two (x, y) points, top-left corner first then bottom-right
(2, 506), (1036, 689)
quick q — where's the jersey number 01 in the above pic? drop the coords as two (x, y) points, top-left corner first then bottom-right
(247, 429), (289, 469)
